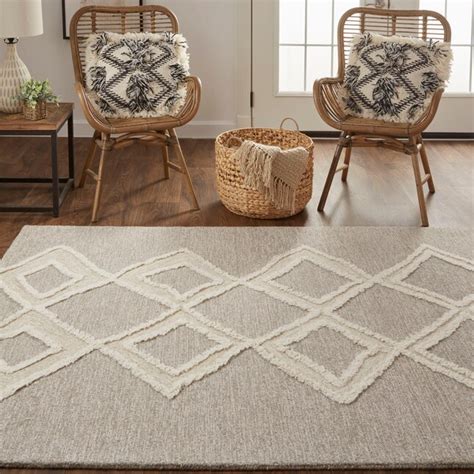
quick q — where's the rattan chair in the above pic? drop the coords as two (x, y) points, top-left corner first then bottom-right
(70, 5), (201, 222)
(314, 8), (451, 227)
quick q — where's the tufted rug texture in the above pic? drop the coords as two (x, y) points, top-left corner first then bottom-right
(0, 226), (473, 469)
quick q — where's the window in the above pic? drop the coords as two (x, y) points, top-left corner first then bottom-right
(278, 0), (474, 94)
(419, 0), (474, 93)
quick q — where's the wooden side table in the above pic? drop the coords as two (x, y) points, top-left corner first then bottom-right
(0, 103), (75, 217)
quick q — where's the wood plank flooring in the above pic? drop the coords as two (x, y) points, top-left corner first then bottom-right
(4, 470), (474, 474)
(0, 137), (472, 258)
(0, 137), (472, 474)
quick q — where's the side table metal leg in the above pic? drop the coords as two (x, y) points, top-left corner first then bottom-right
(51, 132), (60, 217)
(68, 113), (75, 186)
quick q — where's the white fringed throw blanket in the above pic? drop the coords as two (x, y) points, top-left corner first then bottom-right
(235, 140), (308, 212)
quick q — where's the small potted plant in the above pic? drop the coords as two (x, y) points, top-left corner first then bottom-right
(17, 79), (59, 121)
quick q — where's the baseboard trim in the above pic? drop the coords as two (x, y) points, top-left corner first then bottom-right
(70, 119), (237, 139)
(304, 130), (474, 140)
(422, 132), (474, 140)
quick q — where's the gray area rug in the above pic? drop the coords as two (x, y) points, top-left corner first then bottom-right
(0, 226), (473, 469)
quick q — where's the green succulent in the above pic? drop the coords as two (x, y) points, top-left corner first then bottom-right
(16, 79), (59, 107)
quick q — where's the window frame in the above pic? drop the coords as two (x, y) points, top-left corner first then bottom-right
(275, 0), (474, 98)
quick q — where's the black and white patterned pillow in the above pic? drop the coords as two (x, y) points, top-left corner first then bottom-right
(85, 32), (190, 119)
(339, 33), (452, 124)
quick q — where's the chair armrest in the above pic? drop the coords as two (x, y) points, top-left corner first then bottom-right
(313, 77), (346, 129)
(410, 88), (445, 135)
(175, 75), (202, 126)
(74, 82), (111, 135)
(74, 76), (202, 134)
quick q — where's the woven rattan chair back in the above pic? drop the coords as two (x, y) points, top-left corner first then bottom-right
(336, 8), (451, 78)
(70, 5), (179, 85)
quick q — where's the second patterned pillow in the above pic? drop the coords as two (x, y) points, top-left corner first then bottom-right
(338, 32), (452, 124)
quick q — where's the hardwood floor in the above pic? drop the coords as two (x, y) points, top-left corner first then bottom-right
(0, 137), (472, 257)
(0, 137), (472, 474)
(3, 470), (473, 474)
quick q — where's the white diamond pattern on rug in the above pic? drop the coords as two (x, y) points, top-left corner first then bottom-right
(249, 246), (368, 307)
(0, 311), (92, 400)
(102, 310), (247, 399)
(405, 308), (474, 388)
(136, 324), (217, 369)
(0, 288), (22, 323)
(428, 318), (474, 371)
(335, 284), (448, 340)
(193, 285), (309, 338)
(147, 267), (213, 297)
(22, 263), (77, 299)
(49, 283), (170, 338)
(256, 314), (395, 404)
(0, 331), (51, 368)
(404, 256), (474, 302)
(275, 261), (352, 301)
(289, 326), (364, 377)
(0, 247), (109, 308)
(116, 249), (234, 307)
(383, 245), (474, 307)
(0, 244), (473, 403)
(16, 261), (81, 301)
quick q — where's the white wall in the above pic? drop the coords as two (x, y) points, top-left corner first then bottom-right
(0, 0), (251, 138)
(6, 1), (468, 137)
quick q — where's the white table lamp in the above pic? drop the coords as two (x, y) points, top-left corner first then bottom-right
(0, 0), (44, 113)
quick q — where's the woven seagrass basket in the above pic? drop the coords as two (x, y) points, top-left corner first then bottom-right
(215, 119), (314, 219)
(23, 102), (47, 121)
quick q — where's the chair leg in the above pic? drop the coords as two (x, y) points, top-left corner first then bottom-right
(91, 141), (108, 224)
(318, 133), (346, 212)
(418, 136), (435, 194)
(410, 150), (429, 227)
(161, 145), (170, 180)
(78, 132), (99, 188)
(168, 128), (199, 210)
(341, 142), (352, 182)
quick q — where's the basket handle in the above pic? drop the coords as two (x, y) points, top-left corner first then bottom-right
(226, 136), (244, 148)
(280, 117), (300, 132)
